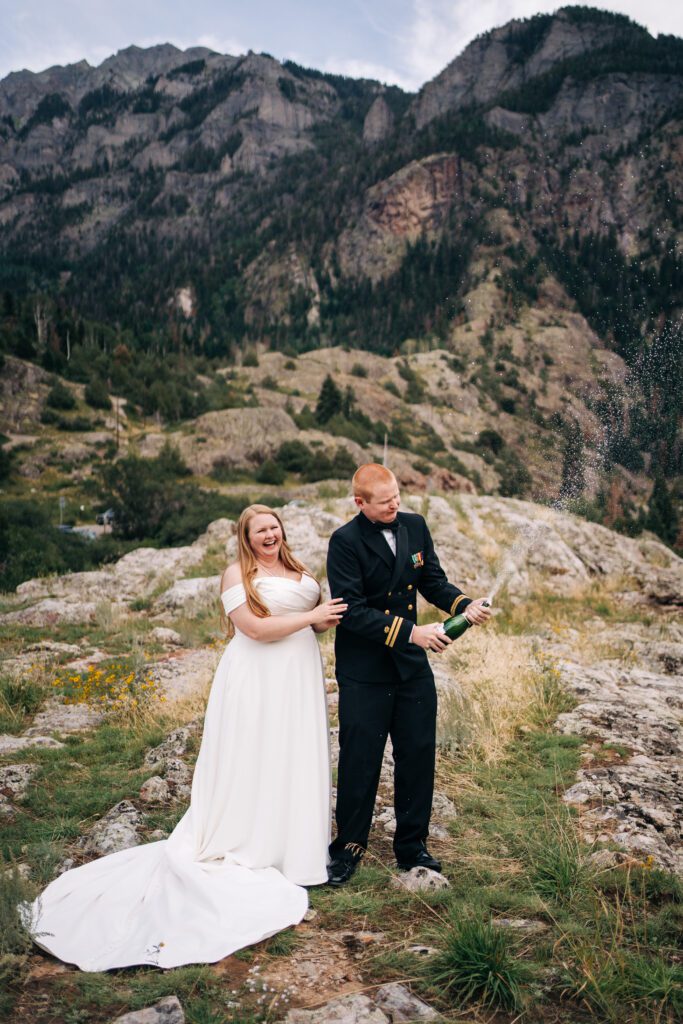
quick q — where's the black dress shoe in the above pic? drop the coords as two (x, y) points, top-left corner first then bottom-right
(396, 846), (442, 873)
(327, 850), (362, 887)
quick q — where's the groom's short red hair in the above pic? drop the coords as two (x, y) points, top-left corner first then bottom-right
(352, 463), (397, 501)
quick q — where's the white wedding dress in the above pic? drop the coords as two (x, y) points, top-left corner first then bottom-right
(25, 575), (330, 971)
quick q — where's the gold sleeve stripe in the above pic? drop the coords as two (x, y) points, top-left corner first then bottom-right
(386, 616), (403, 647)
(450, 595), (469, 615)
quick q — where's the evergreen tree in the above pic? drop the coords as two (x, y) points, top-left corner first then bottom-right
(315, 375), (343, 424)
(560, 419), (586, 502)
(645, 474), (677, 546)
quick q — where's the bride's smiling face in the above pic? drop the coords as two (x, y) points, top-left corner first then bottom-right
(248, 513), (283, 561)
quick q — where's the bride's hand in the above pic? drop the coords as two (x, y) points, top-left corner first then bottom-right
(310, 598), (348, 630)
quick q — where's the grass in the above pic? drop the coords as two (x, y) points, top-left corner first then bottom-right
(426, 915), (528, 1011)
(0, 672), (45, 733)
(1, 577), (680, 1023)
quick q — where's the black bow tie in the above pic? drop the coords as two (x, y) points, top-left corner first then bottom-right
(369, 518), (399, 534)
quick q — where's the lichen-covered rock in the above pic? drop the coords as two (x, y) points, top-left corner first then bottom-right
(390, 867), (450, 892)
(110, 996), (185, 1024)
(150, 627), (183, 646)
(78, 800), (146, 857)
(374, 983), (440, 1022)
(0, 734), (64, 755)
(139, 776), (171, 803)
(144, 721), (202, 767)
(285, 994), (388, 1024)
(0, 763), (38, 802)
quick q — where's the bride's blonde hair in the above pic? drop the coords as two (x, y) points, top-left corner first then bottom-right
(221, 504), (315, 636)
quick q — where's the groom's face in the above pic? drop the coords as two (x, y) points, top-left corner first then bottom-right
(356, 477), (401, 524)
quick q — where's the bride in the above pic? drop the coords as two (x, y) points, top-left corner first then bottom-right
(25, 504), (346, 971)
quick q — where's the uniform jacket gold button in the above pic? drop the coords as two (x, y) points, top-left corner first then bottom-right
(408, 604), (413, 611)
(385, 609), (390, 615)
(384, 626), (390, 634)
(388, 591), (392, 596)
(407, 584), (413, 591)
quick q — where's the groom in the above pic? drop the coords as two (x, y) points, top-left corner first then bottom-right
(326, 463), (491, 886)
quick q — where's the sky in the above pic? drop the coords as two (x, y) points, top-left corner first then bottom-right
(1, 1), (682, 91)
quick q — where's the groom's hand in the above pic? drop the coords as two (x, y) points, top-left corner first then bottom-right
(410, 623), (452, 652)
(463, 598), (492, 626)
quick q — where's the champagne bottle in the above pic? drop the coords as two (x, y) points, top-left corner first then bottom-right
(438, 600), (490, 640)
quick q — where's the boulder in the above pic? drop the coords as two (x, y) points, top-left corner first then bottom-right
(390, 867), (450, 892)
(154, 576), (219, 612)
(139, 776), (171, 803)
(78, 800), (146, 857)
(374, 983), (440, 1022)
(110, 996), (185, 1024)
(0, 763), (38, 801)
(150, 627), (183, 646)
(285, 994), (388, 1024)
(144, 721), (202, 767)
(0, 735), (64, 755)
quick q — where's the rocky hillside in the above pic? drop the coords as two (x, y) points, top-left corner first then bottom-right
(0, 6), (681, 549)
(1, 497), (681, 1022)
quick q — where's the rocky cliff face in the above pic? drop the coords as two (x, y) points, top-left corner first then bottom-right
(0, 8), (680, 529)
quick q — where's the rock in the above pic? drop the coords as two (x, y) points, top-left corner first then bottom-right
(492, 918), (550, 935)
(339, 931), (386, 953)
(147, 649), (219, 701)
(24, 699), (105, 737)
(154, 576), (219, 613)
(285, 993), (388, 1024)
(407, 945), (439, 957)
(431, 791), (456, 820)
(24, 640), (82, 657)
(2, 861), (31, 880)
(78, 800), (146, 857)
(303, 908), (318, 922)
(363, 96), (394, 144)
(144, 721), (202, 767)
(374, 983), (440, 1022)
(148, 830), (168, 841)
(0, 735), (64, 754)
(0, 795), (14, 817)
(150, 627), (183, 646)
(589, 849), (637, 870)
(139, 776), (171, 803)
(1, 598), (101, 627)
(110, 996), (185, 1024)
(390, 867), (450, 892)
(0, 763), (38, 801)
(163, 758), (193, 799)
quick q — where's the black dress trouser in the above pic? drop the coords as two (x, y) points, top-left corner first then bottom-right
(329, 669), (437, 862)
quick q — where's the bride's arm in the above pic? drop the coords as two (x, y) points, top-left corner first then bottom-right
(221, 565), (346, 642)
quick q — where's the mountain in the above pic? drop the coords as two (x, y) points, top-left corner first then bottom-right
(0, 6), (681, 547)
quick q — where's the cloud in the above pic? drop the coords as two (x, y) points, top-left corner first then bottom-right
(398, 0), (683, 90)
(320, 55), (416, 89)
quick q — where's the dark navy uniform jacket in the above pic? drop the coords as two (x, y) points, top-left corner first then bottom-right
(327, 510), (471, 683)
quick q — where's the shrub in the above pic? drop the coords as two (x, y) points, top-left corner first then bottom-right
(45, 380), (75, 410)
(242, 350), (259, 367)
(256, 459), (285, 485)
(350, 362), (368, 377)
(276, 440), (311, 473)
(477, 429), (505, 455)
(84, 376), (111, 410)
(0, 446), (12, 481)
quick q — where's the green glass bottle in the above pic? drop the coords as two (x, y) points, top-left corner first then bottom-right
(439, 600), (490, 640)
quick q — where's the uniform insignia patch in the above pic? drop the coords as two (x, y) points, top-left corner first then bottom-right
(411, 551), (424, 568)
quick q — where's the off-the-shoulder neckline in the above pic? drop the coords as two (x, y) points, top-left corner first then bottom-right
(221, 574), (317, 597)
